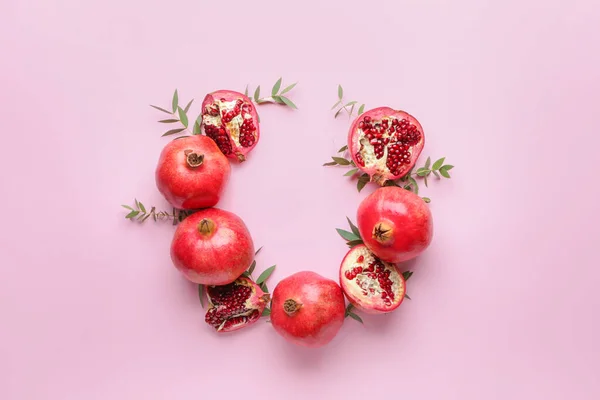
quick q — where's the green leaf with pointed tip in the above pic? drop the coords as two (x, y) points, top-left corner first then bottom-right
(253, 86), (261, 102)
(162, 128), (185, 137)
(344, 168), (359, 176)
(248, 260), (257, 275)
(150, 105), (172, 114)
(280, 82), (297, 94)
(408, 176), (419, 194)
(331, 100), (342, 110)
(432, 170), (440, 178)
(336, 229), (360, 242)
(271, 95), (285, 104)
(198, 285), (205, 308)
(338, 145), (348, 153)
(244, 85), (249, 96)
(177, 107), (188, 128)
(358, 104), (365, 115)
(334, 108), (343, 118)
(349, 104), (355, 116)
(122, 205), (134, 211)
(332, 157), (350, 165)
(405, 294), (411, 300)
(125, 210), (139, 219)
(255, 246), (263, 256)
(416, 168), (430, 177)
(260, 282), (269, 293)
(425, 156), (431, 169)
(323, 161), (337, 166)
(137, 201), (146, 213)
(423, 175), (429, 187)
(345, 101), (357, 107)
(345, 304), (354, 316)
(172, 89), (178, 112)
(271, 77), (282, 96)
(347, 312), (363, 323)
(346, 217), (361, 237)
(262, 308), (271, 317)
(158, 119), (179, 123)
(346, 239), (364, 248)
(402, 271), (414, 281)
(280, 96), (297, 109)
(357, 174), (369, 192)
(338, 84), (343, 99)
(256, 265), (276, 285)
(432, 157), (445, 170)
(439, 168), (451, 178)
(183, 99), (194, 114)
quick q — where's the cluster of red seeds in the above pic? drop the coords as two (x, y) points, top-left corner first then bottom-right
(203, 98), (257, 154)
(204, 124), (233, 155)
(205, 282), (256, 329)
(344, 256), (395, 305)
(221, 99), (244, 123)
(239, 118), (257, 147)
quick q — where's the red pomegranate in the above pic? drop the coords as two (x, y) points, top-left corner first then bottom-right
(339, 245), (406, 314)
(348, 107), (424, 185)
(170, 208), (254, 285)
(270, 271), (346, 348)
(204, 276), (270, 333)
(357, 186), (433, 263)
(155, 135), (230, 210)
(201, 90), (260, 162)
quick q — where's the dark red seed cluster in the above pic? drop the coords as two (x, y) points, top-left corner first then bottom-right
(205, 282), (254, 329)
(344, 260), (395, 305)
(239, 118), (257, 147)
(221, 99), (243, 123)
(204, 123), (233, 155)
(203, 99), (257, 152)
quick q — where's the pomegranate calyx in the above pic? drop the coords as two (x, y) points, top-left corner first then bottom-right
(184, 150), (204, 168)
(372, 174), (387, 186)
(198, 218), (216, 236)
(235, 153), (246, 162)
(372, 222), (393, 244)
(283, 299), (302, 316)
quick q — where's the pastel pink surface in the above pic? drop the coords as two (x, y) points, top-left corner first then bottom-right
(1, 1), (599, 399)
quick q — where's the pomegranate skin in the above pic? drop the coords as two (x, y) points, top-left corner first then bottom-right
(270, 271), (346, 348)
(155, 135), (230, 210)
(170, 208), (254, 285)
(357, 186), (433, 263)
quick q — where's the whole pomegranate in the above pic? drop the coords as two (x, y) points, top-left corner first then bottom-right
(270, 271), (346, 348)
(349, 107), (424, 185)
(201, 90), (260, 162)
(170, 208), (254, 285)
(339, 244), (405, 314)
(204, 276), (270, 333)
(155, 135), (230, 210)
(357, 186), (433, 263)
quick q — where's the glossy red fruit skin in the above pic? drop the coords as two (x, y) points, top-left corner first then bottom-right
(201, 90), (260, 162)
(270, 271), (346, 348)
(155, 135), (230, 210)
(357, 186), (433, 263)
(170, 208), (254, 285)
(348, 107), (424, 185)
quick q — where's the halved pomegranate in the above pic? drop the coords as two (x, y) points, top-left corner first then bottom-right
(348, 107), (424, 185)
(339, 244), (405, 314)
(201, 90), (260, 162)
(204, 276), (270, 333)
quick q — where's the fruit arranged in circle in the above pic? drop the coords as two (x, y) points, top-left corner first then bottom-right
(155, 135), (231, 210)
(204, 276), (270, 333)
(348, 107), (425, 185)
(339, 244), (406, 314)
(270, 271), (346, 348)
(170, 208), (254, 285)
(201, 90), (260, 162)
(357, 186), (433, 263)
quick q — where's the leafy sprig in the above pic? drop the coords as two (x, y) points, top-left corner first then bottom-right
(345, 304), (363, 323)
(246, 77), (298, 110)
(336, 217), (364, 248)
(239, 247), (277, 317)
(150, 89), (195, 138)
(121, 199), (194, 225)
(331, 85), (365, 119)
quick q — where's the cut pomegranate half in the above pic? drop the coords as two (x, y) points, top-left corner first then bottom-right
(201, 90), (260, 162)
(348, 107), (424, 185)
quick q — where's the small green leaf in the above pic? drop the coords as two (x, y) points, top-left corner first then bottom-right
(158, 119), (179, 123)
(177, 107), (188, 128)
(347, 312), (363, 323)
(332, 157), (350, 165)
(425, 156), (431, 169)
(439, 168), (451, 178)
(344, 168), (359, 176)
(357, 174), (369, 192)
(137, 201), (146, 213)
(442, 165), (454, 170)
(253, 86), (261, 102)
(423, 175), (429, 187)
(256, 265), (276, 285)
(338, 145), (348, 153)
(183, 99), (194, 114)
(280, 82), (297, 94)
(349, 104), (355, 116)
(141, 214), (152, 222)
(345, 304), (354, 316)
(244, 85), (249, 97)
(405, 294), (411, 300)
(432, 157), (445, 171)
(416, 168), (430, 177)
(432, 170), (440, 178)
(358, 104), (365, 115)
(346, 239), (364, 248)
(323, 161), (337, 166)
(121, 205), (134, 211)
(345, 101), (357, 107)
(271, 95), (285, 104)
(262, 308), (271, 317)
(150, 105), (172, 114)
(172, 89), (178, 113)
(255, 246), (263, 256)
(336, 229), (360, 242)
(260, 282), (269, 293)
(198, 284), (205, 308)
(334, 108), (344, 118)
(193, 122), (201, 135)
(125, 210), (140, 219)
(346, 217), (361, 237)
(248, 260), (257, 275)
(402, 271), (414, 281)
(242, 271), (251, 277)
(162, 128), (186, 137)
(408, 176), (419, 194)
(331, 100), (342, 110)
(280, 96), (297, 109)
(338, 84), (343, 99)
(271, 77), (282, 96)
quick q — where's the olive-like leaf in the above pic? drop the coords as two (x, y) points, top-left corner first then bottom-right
(280, 96), (297, 109)
(162, 128), (186, 137)
(338, 145), (348, 153)
(256, 265), (276, 285)
(271, 77), (282, 96)
(331, 100), (342, 110)
(345, 304), (354, 316)
(349, 104), (355, 117)
(347, 312), (363, 323)
(336, 229), (360, 242)
(439, 168), (451, 178)
(425, 156), (431, 169)
(423, 175), (429, 187)
(334, 108), (343, 118)
(345, 101), (357, 107)
(125, 210), (139, 219)
(357, 175), (369, 192)
(121, 205), (134, 211)
(408, 177), (419, 194)
(255, 246), (263, 256)
(405, 294), (412, 300)
(244, 85), (249, 97)
(262, 308), (271, 317)
(323, 161), (337, 166)
(346, 217), (361, 237)
(260, 282), (269, 293)
(402, 271), (414, 281)
(432, 170), (440, 178)
(248, 260), (257, 276)
(358, 104), (365, 115)
(172, 89), (179, 112)
(150, 104), (172, 114)
(432, 157), (445, 171)
(332, 157), (350, 165)
(158, 119), (179, 123)
(280, 82), (297, 94)
(416, 169), (429, 177)
(177, 107), (188, 128)
(346, 239), (364, 248)
(198, 284), (205, 308)
(344, 168), (359, 177)
(137, 201), (146, 213)
(193, 121), (201, 135)
(271, 95), (285, 104)
(183, 99), (194, 114)
(338, 84), (343, 99)
(253, 86), (261, 102)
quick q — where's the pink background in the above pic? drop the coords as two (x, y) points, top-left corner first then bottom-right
(1, 0), (599, 399)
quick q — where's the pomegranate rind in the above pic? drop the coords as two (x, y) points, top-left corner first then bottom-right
(348, 107), (425, 185)
(201, 90), (260, 162)
(339, 245), (405, 314)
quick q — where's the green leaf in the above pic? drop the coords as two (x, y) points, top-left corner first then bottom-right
(332, 157), (350, 165)
(162, 128), (186, 137)
(432, 170), (440, 178)
(172, 89), (178, 112)
(357, 174), (369, 192)
(432, 157), (445, 171)
(346, 217), (361, 237)
(158, 119), (179, 123)
(423, 175), (429, 187)
(349, 104), (355, 116)
(338, 84), (343, 99)
(121, 205), (134, 211)
(125, 210), (140, 219)
(405, 294), (411, 300)
(271, 77), (282, 96)
(248, 260), (257, 276)
(177, 107), (188, 128)
(345, 101), (357, 107)
(344, 168), (359, 176)
(193, 121), (201, 135)
(260, 282), (269, 293)
(271, 95), (285, 104)
(137, 201), (146, 213)
(439, 168), (451, 178)
(244, 85), (249, 96)
(255, 246), (263, 256)
(256, 265), (276, 285)
(331, 100), (342, 110)
(336, 229), (360, 242)
(402, 271), (414, 281)
(150, 104), (172, 114)
(253, 86), (261, 102)
(358, 104), (365, 115)
(346, 239), (364, 248)
(345, 304), (354, 316)
(425, 156), (431, 169)
(262, 308), (271, 317)
(442, 165), (454, 170)
(280, 82), (297, 94)
(242, 271), (251, 277)
(183, 99), (194, 114)
(280, 96), (298, 109)
(338, 145), (348, 153)
(408, 176), (419, 194)
(416, 168), (430, 177)
(334, 108), (343, 118)
(198, 285), (205, 308)
(141, 214), (152, 222)
(347, 312), (363, 323)
(422, 197), (431, 203)
(323, 161), (337, 166)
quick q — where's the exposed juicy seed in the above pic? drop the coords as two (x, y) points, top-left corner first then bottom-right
(204, 123), (232, 155)
(205, 281), (255, 329)
(355, 152), (365, 167)
(348, 259), (396, 304)
(357, 255), (364, 263)
(239, 114), (257, 148)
